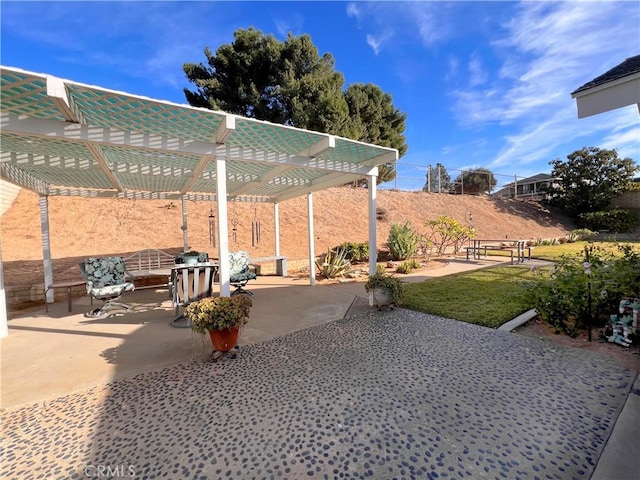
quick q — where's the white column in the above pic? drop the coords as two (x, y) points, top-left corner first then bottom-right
(307, 193), (315, 286)
(368, 174), (378, 306)
(216, 157), (231, 297)
(274, 202), (280, 257)
(181, 195), (189, 251)
(40, 195), (54, 304)
(0, 239), (8, 338)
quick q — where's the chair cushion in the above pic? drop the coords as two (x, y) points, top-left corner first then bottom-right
(91, 282), (135, 299)
(230, 271), (257, 282)
(83, 256), (128, 288)
(229, 251), (250, 276)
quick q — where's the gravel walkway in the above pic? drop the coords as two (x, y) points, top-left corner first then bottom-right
(2, 309), (635, 480)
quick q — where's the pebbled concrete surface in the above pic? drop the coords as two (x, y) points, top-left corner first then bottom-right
(2, 308), (635, 480)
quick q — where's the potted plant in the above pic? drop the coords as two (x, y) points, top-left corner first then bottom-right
(364, 269), (404, 310)
(185, 295), (252, 352)
(182, 250), (202, 265)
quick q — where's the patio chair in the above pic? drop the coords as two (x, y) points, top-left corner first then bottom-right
(79, 256), (135, 318)
(170, 263), (217, 328)
(229, 251), (257, 296)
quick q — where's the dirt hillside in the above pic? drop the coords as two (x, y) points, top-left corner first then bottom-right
(1, 186), (574, 288)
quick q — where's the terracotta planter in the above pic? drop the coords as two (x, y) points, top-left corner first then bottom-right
(208, 326), (240, 352)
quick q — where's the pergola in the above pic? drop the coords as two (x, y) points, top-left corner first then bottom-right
(0, 66), (398, 337)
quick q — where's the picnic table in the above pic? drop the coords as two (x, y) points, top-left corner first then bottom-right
(464, 239), (531, 264)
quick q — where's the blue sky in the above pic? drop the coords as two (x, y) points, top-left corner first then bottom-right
(1, 1), (639, 191)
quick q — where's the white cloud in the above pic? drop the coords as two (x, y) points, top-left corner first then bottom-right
(448, 1), (639, 170)
(274, 14), (305, 38)
(404, 2), (457, 47)
(346, 2), (361, 20)
(1, 2), (228, 91)
(366, 29), (394, 56)
(468, 53), (488, 87)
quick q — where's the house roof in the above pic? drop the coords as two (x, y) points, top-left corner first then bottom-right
(572, 54), (640, 94)
(0, 66), (397, 203)
(500, 173), (553, 189)
(571, 55), (640, 118)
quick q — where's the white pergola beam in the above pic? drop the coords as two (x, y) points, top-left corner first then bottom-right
(1, 114), (379, 176)
(46, 76), (78, 122)
(180, 155), (214, 193)
(85, 143), (125, 191)
(228, 164), (294, 197)
(274, 168), (378, 203)
(214, 114), (236, 144)
(300, 135), (335, 158)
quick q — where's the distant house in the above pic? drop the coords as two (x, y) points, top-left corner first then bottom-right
(494, 173), (555, 200)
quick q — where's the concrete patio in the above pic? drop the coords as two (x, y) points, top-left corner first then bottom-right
(1, 258), (638, 479)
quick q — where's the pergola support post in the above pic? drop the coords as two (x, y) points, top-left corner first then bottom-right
(40, 195), (54, 304)
(307, 193), (315, 286)
(274, 202), (280, 257)
(216, 157), (231, 297)
(0, 240), (8, 338)
(181, 195), (189, 251)
(368, 175), (378, 306)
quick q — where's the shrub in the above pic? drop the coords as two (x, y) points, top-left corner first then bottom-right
(386, 222), (419, 260)
(424, 215), (475, 255)
(568, 228), (597, 242)
(579, 208), (639, 233)
(315, 248), (351, 279)
(335, 241), (369, 263)
(528, 244), (640, 336)
(364, 272), (405, 305)
(396, 259), (421, 274)
(376, 208), (387, 222)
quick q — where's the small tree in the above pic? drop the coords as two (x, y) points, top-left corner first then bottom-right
(542, 147), (638, 218)
(423, 163), (451, 193)
(424, 215), (476, 255)
(451, 168), (497, 195)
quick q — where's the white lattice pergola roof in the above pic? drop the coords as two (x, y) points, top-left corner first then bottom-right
(0, 65), (394, 335)
(0, 66), (397, 202)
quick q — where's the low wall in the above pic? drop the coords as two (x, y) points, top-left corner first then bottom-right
(612, 190), (640, 210)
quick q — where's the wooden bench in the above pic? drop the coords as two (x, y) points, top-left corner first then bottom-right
(249, 256), (288, 276)
(122, 249), (177, 289)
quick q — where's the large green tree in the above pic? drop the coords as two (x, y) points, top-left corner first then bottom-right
(452, 168), (497, 195)
(542, 147), (638, 217)
(183, 28), (407, 184)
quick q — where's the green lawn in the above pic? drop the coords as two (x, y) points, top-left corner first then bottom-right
(401, 265), (548, 328)
(530, 240), (639, 260)
(400, 240), (638, 328)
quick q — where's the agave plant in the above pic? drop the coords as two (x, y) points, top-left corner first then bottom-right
(315, 248), (351, 279)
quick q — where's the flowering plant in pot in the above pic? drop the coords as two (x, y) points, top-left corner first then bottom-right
(185, 295), (252, 351)
(182, 250), (202, 265)
(364, 270), (404, 309)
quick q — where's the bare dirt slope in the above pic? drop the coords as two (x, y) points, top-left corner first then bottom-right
(1, 186), (574, 288)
